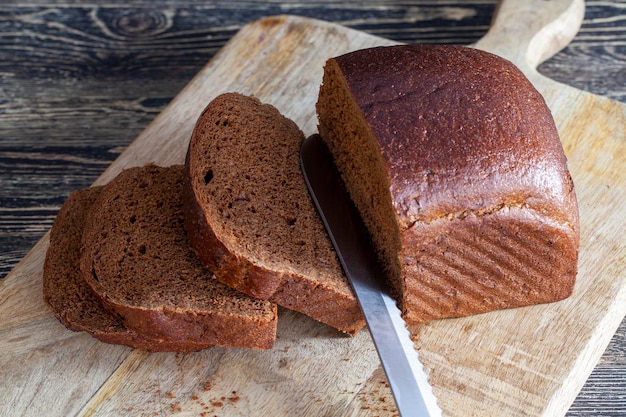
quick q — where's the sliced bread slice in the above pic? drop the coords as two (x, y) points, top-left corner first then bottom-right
(184, 93), (365, 335)
(43, 187), (212, 351)
(80, 164), (277, 349)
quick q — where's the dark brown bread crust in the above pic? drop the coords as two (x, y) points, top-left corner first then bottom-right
(317, 44), (579, 323)
(184, 93), (365, 335)
(81, 164), (277, 349)
(43, 187), (210, 352)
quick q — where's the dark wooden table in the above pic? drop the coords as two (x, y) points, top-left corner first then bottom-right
(1, 1), (624, 415)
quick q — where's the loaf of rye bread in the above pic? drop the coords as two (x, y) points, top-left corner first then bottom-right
(79, 164), (277, 349)
(43, 186), (215, 351)
(316, 44), (579, 323)
(183, 93), (365, 335)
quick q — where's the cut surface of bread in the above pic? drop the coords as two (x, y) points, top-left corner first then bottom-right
(316, 44), (579, 323)
(43, 187), (211, 352)
(80, 164), (277, 349)
(184, 92), (365, 335)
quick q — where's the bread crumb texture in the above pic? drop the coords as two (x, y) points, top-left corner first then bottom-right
(185, 92), (365, 335)
(46, 164), (277, 351)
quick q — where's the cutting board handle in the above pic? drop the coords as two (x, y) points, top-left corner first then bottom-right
(475, 0), (584, 72)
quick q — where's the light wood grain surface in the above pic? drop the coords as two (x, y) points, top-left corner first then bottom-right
(1, 1), (625, 416)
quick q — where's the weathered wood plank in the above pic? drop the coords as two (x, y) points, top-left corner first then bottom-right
(538, 1), (626, 103)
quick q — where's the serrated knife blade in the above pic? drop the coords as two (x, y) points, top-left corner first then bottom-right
(300, 134), (442, 417)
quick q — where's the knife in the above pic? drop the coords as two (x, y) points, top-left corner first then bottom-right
(300, 134), (442, 417)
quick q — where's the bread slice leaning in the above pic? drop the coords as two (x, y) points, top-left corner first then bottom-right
(43, 187), (213, 351)
(80, 164), (277, 350)
(183, 93), (365, 335)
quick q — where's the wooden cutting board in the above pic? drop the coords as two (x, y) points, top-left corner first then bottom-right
(1, 0), (624, 415)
